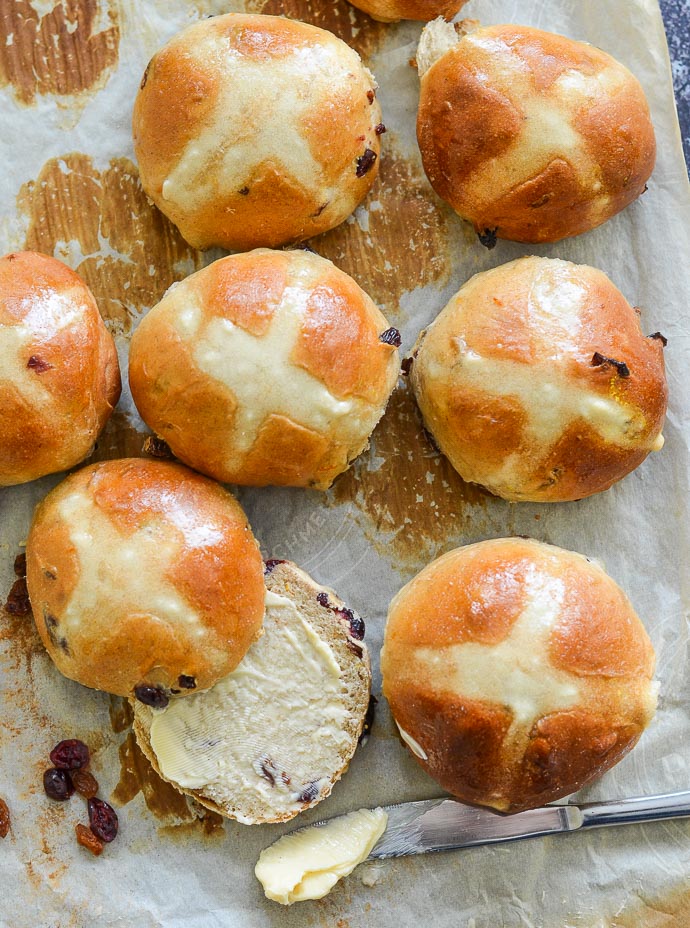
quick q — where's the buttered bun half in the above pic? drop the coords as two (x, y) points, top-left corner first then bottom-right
(410, 257), (667, 502)
(416, 21), (656, 244)
(129, 249), (400, 489)
(26, 459), (265, 704)
(133, 13), (383, 251)
(346, 0), (467, 23)
(0, 251), (120, 486)
(382, 539), (658, 813)
(132, 560), (371, 825)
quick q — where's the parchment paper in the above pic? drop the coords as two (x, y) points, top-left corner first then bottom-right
(1, 0), (689, 925)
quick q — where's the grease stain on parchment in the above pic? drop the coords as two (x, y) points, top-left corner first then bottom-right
(312, 145), (452, 318)
(18, 153), (204, 330)
(0, 0), (119, 105)
(327, 380), (495, 572)
(249, 0), (387, 60)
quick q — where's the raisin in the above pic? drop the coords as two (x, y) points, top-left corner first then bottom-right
(43, 768), (74, 801)
(356, 148), (377, 178)
(335, 607), (365, 640)
(0, 798), (10, 838)
(88, 798), (118, 843)
(649, 331), (668, 347)
(477, 228), (498, 249)
(75, 823), (104, 857)
(178, 675), (196, 690)
(142, 435), (173, 459)
(591, 352), (630, 378)
(27, 355), (53, 372)
(238, 186), (250, 196)
(50, 739), (90, 770)
(347, 640), (364, 659)
(134, 685), (169, 708)
(316, 591), (330, 608)
(263, 558), (287, 575)
(5, 578), (30, 616)
(375, 122), (387, 135)
(71, 769), (99, 799)
(379, 327), (402, 347)
(13, 554), (26, 578)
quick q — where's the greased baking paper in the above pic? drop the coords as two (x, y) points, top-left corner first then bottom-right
(0, 1), (689, 926)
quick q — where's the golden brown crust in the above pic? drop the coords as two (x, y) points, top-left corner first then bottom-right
(0, 251), (121, 486)
(129, 248), (400, 489)
(26, 458), (265, 697)
(346, 0), (467, 23)
(410, 256), (668, 502)
(416, 24), (656, 243)
(132, 13), (382, 251)
(381, 539), (657, 812)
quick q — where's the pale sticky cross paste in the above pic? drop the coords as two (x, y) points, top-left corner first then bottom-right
(149, 591), (352, 823)
(459, 32), (627, 212)
(414, 566), (581, 745)
(171, 256), (364, 466)
(0, 288), (83, 407)
(58, 490), (204, 632)
(161, 33), (360, 211)
(255, 807), (388, 904)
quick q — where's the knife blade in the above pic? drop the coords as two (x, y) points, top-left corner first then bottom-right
(365, 790), (690, 859)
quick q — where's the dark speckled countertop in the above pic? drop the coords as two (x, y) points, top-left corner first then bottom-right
(660, 0), (690, 171)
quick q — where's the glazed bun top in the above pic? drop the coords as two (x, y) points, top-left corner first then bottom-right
(128, 248), (400, 489)
(382, 538), (658, 812)
(416, 21), (656, 244)
(410, 256), (667, 502)
(133, 13), (383, 251)
(345, 0), (467, 23)
(0, 251), (120, 486)
(26, 459), (266, 703)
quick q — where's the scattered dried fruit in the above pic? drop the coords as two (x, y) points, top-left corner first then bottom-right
(71, 769), (99, 799)
(75, 823), (104, 856)
(0, 798), (10, 838)
(50, 739), (90, 770)
(4, 577), (30, 616)
(13, 554), (26, 578)
(263, 558), (287, 575)
(134, 684), (169, 709)
(316, 591), (330, 608)
(43, 768), (74, 801)
(88, 798), (119, 843)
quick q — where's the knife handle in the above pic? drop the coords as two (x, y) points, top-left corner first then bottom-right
(577, 790), (690, 829)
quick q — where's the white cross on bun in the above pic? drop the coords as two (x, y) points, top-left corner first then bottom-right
(133, 13), (383, 251)
(416, 21), (656, 244)
(409, 256), (667, 502)
(381, 538), (658, 813)
(25, 458), (266, 701)
(129, 248), (400, 489)
(345, 0), (467, 23)
(132, 560), (371, 825)
(0, 251), (120, 486)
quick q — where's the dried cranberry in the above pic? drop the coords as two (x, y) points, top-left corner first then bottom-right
(316, 592), (330, 608)
(88, 798), (118, 843)
(355, 148), (377, 178)
(43, 768), (74, 801)
(71, 769), (99, 799)
(75, 823), (104, 856)
(134, 685), (169, 708)
(263, 558), (287, 575)
(375, 122), (387, 135)
(50, 739), (90, 770)
(0, 798), (10, 838)
(336, 607), (365, 640)
(13, 554), (26, 578)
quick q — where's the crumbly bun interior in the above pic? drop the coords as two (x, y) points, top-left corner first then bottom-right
(133, 13), (382, 251)
(416, 23), (656, 243)
(410, 256), (667, 502)
(132, 561), (371, 824)
(0, 250), (120, 486)
(26, 458), (265, 698)
(129, 248), (400, 489)
(382, 538), (658, 813)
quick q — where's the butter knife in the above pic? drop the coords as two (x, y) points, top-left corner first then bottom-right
(367, 790), (690, 858)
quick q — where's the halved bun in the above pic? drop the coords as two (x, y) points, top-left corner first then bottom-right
(132, 561), (371, 824)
